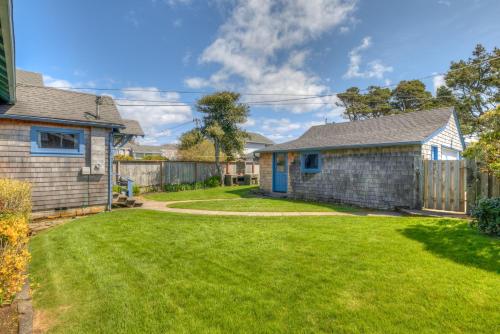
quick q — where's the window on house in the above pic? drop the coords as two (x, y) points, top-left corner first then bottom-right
(31, 126), (84, 156)
(431, 145), (439, 160)
(301, 152), (321, 173)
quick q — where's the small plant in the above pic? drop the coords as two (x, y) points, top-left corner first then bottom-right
(133, 184), (141, 196)
(114, 154), (133, 161)
(0, 179), (31, 305)
(112, 185), (123, 193)
(142, 155), (167, 161)
(163, 176), (222, 193)
(470, 197), (500, 236)
(204, 176), (221, 188)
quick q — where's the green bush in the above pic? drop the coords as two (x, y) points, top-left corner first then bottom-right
(112, 185), (123, 193)
(0, 179), (31, 304)
(470, 197), (500, 236)
(164, 176), (221, 193)
(133, 184), (141, 196)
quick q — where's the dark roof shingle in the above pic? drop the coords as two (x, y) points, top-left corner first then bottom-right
(120, 119), (144, 136)
(258, 107), (455, 152)
(0, 71), (124, 127)
(16, 69), (44, 86)
(246, 132), (274, 145)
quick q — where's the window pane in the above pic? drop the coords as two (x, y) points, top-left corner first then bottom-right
(40, 132), (63, 149)
(304, 153), (318, 169)
(39, 132), (78, 149)
(61, 134), (78, 149)
(276, 153), (286, 172)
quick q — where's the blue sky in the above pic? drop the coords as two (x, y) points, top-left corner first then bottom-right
(14, 0), (500, 144)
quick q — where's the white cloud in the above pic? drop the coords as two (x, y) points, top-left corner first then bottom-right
(261, 118), (302, 133)
(43, 75), (96, 91)
(242, 117), (256, 127)
(433, 74), (446, 93)
(186, 0), (358, 113)
(184, 77), (210, 88)
(116, 88), (192, 140)
(166, 0), (191, 6)
(437, 0), (451, 6)
(339, 26), (350, 34)
(343, 36), (393, 79)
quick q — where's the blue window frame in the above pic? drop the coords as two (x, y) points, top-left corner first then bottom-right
(431, 145), (439, 160)
(30, 126), (85, 156)
(301, 151), (321, 173)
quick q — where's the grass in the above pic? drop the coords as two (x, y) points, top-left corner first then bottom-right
(29, 210), (499, 333)
(143, 185), (257, 201)
(144, 185), (358, 212)
(169, 198), (357, 212)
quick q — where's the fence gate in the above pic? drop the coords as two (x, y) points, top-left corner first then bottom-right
(422, 160), (466, 212)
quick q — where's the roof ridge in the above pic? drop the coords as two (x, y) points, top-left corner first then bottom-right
(16, 82), (116, 100)
(309, 107), (454, 130)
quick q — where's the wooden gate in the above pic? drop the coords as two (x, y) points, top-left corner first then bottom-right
(421, 159), (500, 213)
(422, 160), (467, 212)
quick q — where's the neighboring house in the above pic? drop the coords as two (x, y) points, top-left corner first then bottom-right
(116, 142), (178, 160)
(243, 132), (273, 161)
(256, 107), (465, 210)
(0, 7), (143, 218)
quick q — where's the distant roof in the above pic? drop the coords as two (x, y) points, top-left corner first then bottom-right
(16, 69), (44, 86)
(119, 119), (144, 136)
(247, 132), (274, 145)
(258, 107), (455, 152)
(127, 143), (163, 153)
(0, 70), (124, 127)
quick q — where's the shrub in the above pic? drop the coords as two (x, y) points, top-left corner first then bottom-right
(112, 185), (123, 193)
(133, 184), (141, 196)
(142, 155), (167, 161)
(204, 176), (221, 188)
(470, 197), (500, 236)
(0, 179), (31, 305)
(163, 176), (221, 192)
(114, 154), (133, 161)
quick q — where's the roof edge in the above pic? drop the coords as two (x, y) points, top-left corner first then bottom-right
(256, 140), (423, 153)
(0, 114), (125, 128)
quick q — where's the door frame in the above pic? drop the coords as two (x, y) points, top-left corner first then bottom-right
(272, 152), (288, 193)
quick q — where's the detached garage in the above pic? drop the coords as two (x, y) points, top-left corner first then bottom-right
(256, 107), (465, 210)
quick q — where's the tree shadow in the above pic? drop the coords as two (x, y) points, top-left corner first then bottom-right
(400, 219), (500, 274)
(225, 186), (260, 198)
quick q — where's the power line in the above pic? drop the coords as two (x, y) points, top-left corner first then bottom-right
(16, 54), (500, 105)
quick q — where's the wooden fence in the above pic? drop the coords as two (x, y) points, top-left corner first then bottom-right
(420, 159), (499, 213)
(114, 160), (259, 190)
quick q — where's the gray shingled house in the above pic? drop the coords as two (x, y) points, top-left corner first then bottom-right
(256, 107), (465, 210)
(0, 70), (143, 218)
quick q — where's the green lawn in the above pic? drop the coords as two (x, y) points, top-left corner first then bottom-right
(143, 185), (257, 201)
(144, 186), (357, 212)
(29, 210), (499, 333)
(169, 198), (357, 212)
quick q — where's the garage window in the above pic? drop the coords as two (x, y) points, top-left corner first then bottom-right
(31, 126), (85, 156)
(301, 152), (321, 173)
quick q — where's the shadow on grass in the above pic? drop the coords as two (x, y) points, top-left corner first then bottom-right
(224, 186), (259, 198)
(400, 219), (500, 274)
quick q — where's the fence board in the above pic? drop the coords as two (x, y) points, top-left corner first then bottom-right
(423, 159), (499, 213)
(113, 160), (258, 189)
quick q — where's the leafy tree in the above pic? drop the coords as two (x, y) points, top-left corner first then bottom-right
(180, 91), (249, 183)
(391, 80), (434, 112)
(445, 44), (500, 135)
(463, 106), (500, 177)
(337, 86), (392, 120)
(178, 139), (228, 162)
(434, 86), (457, 107)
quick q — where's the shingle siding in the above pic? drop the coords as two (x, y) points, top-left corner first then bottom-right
(0, 119), (109, 217)
(260, 146), (421, 210)
(422, 113), (464, 159)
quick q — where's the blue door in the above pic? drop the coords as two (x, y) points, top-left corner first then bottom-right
(272, 152), (288, 192)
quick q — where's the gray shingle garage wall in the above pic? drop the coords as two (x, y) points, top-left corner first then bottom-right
(260, 145), (422, 210)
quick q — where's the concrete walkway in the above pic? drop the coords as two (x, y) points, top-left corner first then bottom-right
(140, 198), (402, 217)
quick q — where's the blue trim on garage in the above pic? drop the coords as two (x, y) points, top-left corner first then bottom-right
(30, 126), (85, 156)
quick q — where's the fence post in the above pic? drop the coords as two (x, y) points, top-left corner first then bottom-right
(194, 162), (198, 182)
(159, 161), (164, 191)
(116, 160), (120, 183)
(465, 159), (477, 214)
